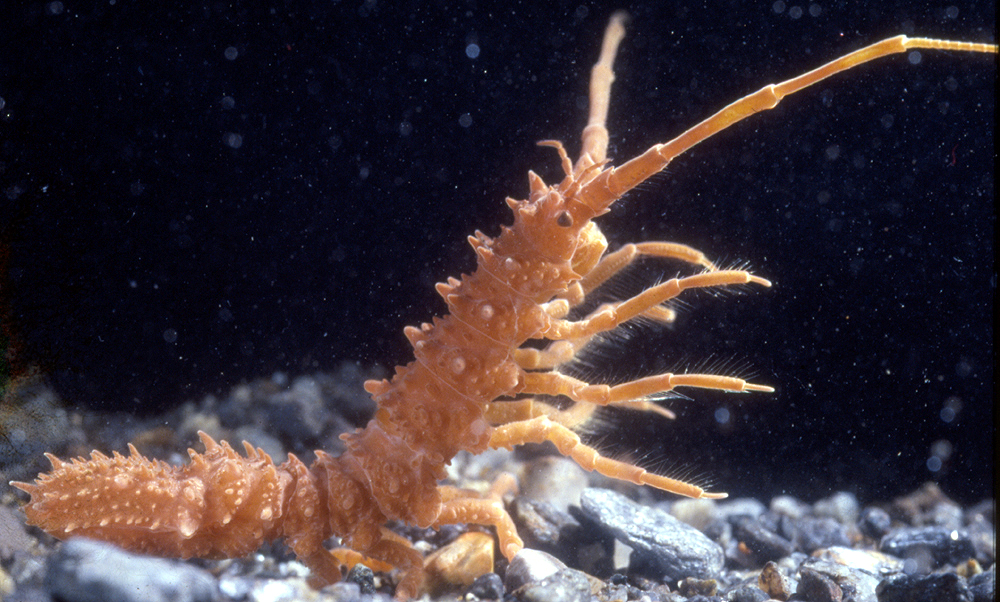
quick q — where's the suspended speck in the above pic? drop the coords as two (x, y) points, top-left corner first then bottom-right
(163, 328), (178, 343)
(954, 359), (972, 377)
(772, 1), (786, 14)
(945, 5), (959, 19)
(925, 455), (942, 472)
(789, 6), (803, 19)
(940, 396), (962, 423)
(224, 132), (243, 149)
(221, 95), (235, 110)
(808, 3), (821, 17)
(714, 407), (731, 425)
(224, 46), (239, 61)
(399, 121), (413, 136)
(459, 113), (473, 128)
(465, 43), (480, 59)
(908, 51), (922, 65)
(930, 439), (953, 462)
(46, 1), (64, 15)
(825, 144), (840, 160)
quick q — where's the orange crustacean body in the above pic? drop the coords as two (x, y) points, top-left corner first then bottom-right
(11, 12), (997, 599)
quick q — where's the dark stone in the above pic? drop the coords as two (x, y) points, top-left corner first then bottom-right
(880, 526), (976, 567)
(797, 566), (843, 602)
(512, 498), (582, 552)
(346, 563), (376, 595)
(733, 516), (796, 563)
(794, 517), (852, 554)
(579, 488), (724, 581)
(858, 507), (893, 540)
(468, 573), (504, 600)
(876, 572), (972, 602)
(968, 565), (994, 602)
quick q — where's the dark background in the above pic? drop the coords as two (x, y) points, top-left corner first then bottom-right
(1, 1), (993, 504)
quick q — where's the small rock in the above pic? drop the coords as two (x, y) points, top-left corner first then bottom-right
(798, 557), (879, 602)
(796, 566), (843, 602)
(771, 495), (811, 520)
(875, 572), (973, 602)
(718, 498), (768, 521)
(505, 549), (567, 592)
(814, 491), (860, 525)
(468, 572), (505, 600)
(45, 538), (215, 602)
(733, 516), (796, 563)
(857, 507), (892, 540)
(516, 568), (592, 602)
(813, 546), (903, 576)
(758, 561), (796, 600)
(880, 526), (976, 567)
(727, 584), (770, 602)
(671, 498), (720, 532)
(967, 564), (994, 602)
(965, 512), (996, 566)
(891, 482), (963, 529)
(423, 531), (494, 591)
(794, 517), (851, 554)
(512, 498), (581, 552)
(579, 488), (724, 581)
(346, 563), (376, 595)
(677, 576), (717, 597)
(325, 582), (364, 601)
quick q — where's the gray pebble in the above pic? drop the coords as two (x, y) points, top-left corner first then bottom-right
(45, 538), (215, 602)
(516, 568), (592, 602)
(968, 565), (994, 602)
(813, 491), (860, 525)
(727, 584), (770, 602)
(770, 495), (811, 520)
(793, 516), (851, 554)
(880, 526), (976, 567)
(858, 507), (892, 540)
(718, 497), (767, 521)
(579, 488), (723, 581)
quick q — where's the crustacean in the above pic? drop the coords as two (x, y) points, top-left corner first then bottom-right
(11, 12), (996, 599)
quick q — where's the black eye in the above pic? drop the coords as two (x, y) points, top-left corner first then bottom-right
(556, 211), (572, 227)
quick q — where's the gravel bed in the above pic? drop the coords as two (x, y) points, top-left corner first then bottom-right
(1, 369), (994, 602)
